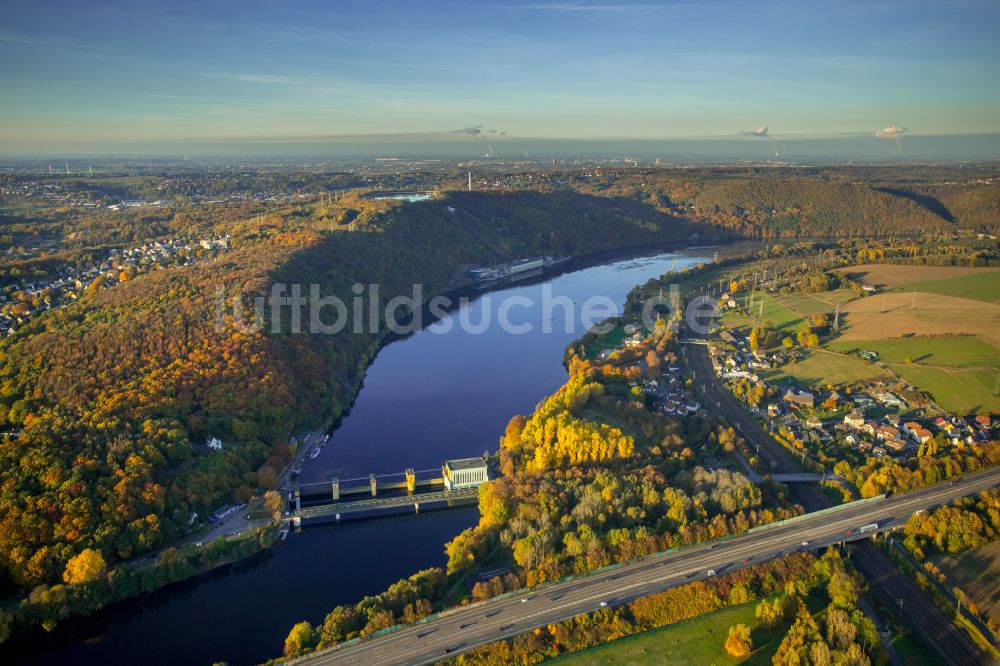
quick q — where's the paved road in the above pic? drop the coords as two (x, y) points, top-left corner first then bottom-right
(681, 330), (994, 665)
(297, 468), (1000, 665)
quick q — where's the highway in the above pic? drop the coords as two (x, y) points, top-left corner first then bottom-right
(296, 468), (1000, 665)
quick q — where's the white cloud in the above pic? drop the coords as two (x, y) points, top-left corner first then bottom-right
(200, 72), (308, 85)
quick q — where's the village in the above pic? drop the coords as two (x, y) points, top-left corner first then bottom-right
(708, 326), (996, 463)
(594, 323), (706, 419)
(0, 235), (230, 335)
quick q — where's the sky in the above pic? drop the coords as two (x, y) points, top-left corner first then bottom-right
(1, 0), (999, 155)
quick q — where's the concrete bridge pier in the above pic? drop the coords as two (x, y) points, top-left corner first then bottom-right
(369, 473), (377, 496)
(331, 478), (340, 501)
(406, 468), (416, 493)
(414, 502), (420, 514)
(294, 488), (301, 513)
(335, 513), (341, 522)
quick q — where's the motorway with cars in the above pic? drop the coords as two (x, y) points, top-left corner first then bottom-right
(298, 467), (1000, 665)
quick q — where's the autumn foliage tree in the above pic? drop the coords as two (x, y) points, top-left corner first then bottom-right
(724, 623), (753, 657)
(62, 548), (106, 584)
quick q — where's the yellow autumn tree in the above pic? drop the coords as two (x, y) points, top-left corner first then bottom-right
(62, 548), (106, 584)
(724, 623), (752, 657)
(284, 620), (317, 657)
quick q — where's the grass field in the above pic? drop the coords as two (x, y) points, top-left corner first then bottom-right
(890, 633), (940, 666)
(828, 336), (1000, 369)
(583, 323), (628, 360)
(887, 363), (1000, 414)
(549, 600), (788, 666)
(932, 542), (1000, 626)
(899, 271), (1000, 304)
(721, 310), (756, 330)
(739, 292), (805, 333)
(775, 289), (857, 317)
(551, 591), (836, 666)
(763, 350), (887, 388)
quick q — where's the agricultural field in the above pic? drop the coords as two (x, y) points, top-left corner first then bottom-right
(828, 336), (1000, 369)
(834, 292), (1000, 348)
(932, 542), (1000, 626)
(820, 264), (1000, 413)
(762, 350), (887, 388)
(898, 271), (1000, 304)
(887, 363), (1000, 414)
(835, 264), (998, 290)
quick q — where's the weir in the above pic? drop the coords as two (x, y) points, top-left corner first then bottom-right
(289, 457), (489, 524)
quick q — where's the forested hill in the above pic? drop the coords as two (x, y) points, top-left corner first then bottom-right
(936, 183), (1000, 232)
(681, 179), (949, 236)
(571, 173), (954, 237)
(0, 189), (694, 597)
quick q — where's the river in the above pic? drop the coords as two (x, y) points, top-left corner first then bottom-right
(12, 245), (722, 666)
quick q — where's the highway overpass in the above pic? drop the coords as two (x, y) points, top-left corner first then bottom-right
(294, 467), (1000, 666)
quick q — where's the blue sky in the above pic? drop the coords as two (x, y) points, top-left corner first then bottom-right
(1, 0), (998, 152)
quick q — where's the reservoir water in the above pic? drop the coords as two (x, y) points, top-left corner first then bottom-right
(13, 246), (716, 666)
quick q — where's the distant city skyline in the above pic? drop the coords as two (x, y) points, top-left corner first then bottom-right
(2, 0), (999, 155)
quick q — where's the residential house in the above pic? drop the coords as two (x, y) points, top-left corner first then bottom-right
(883, 437), (910, 454)
(877, 425), (900, 441)
(844, 411), (866, 429)
(783, 389), (815, 409)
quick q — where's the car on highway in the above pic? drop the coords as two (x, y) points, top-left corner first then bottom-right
(742, 558), (751, 564)
(801, 541), (809, 546)
(599, 601), (608, 607)
(706, 569), (716, 576)
(521, 597), (529, 603)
